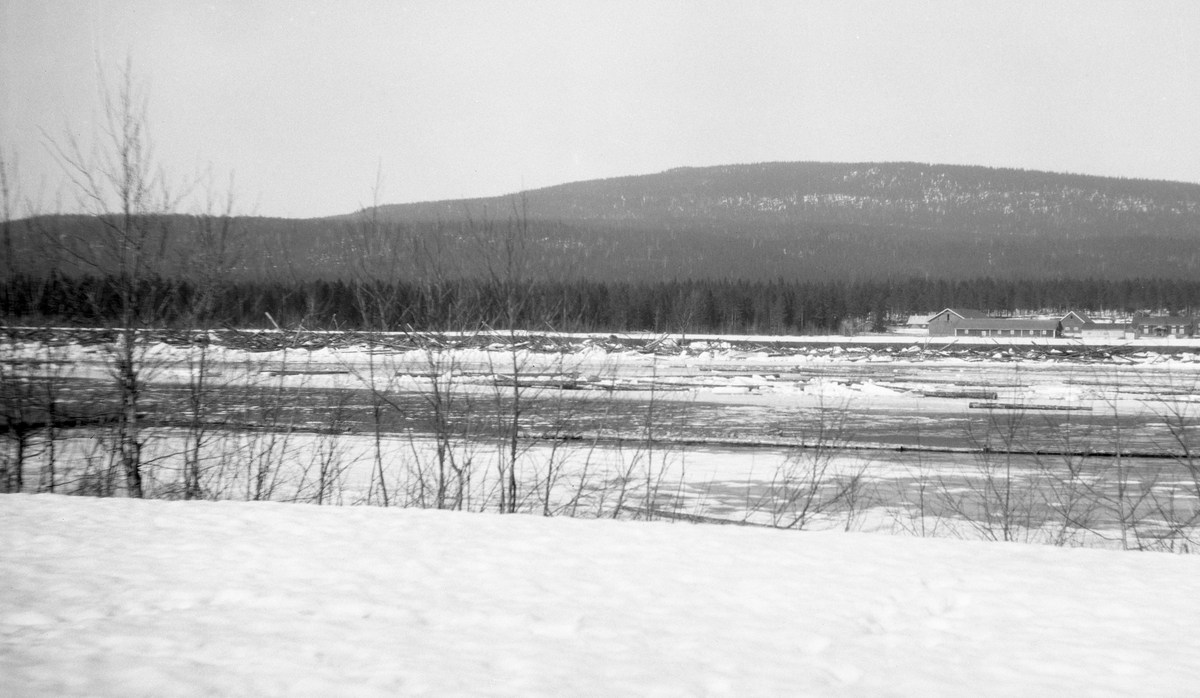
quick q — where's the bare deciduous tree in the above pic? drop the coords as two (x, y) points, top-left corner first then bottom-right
(179, 172), (243, 499)
(44, 60), (187, 497)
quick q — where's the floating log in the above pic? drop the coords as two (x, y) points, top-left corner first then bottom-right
(969, 402), (1092, 411)
(492, 377), (582, 390)
(921, 390), (998, 400)
(0, 413), (119, 435)
(620, 507), (770, 527)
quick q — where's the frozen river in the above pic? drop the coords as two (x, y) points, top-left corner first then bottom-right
(5, 331), (1200, 549)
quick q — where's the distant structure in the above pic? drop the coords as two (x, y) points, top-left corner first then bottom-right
(1130, 313), (1197, 338)
(1079, 322), (1128, 340)
(1061, 311), (1130, 340)
(1058, 311), (1092, 338)
(926, 308), (988, 336)
(923, 309), (1196, 340)
(905, 313), (934, 329)
(953, 318), (1061, 338)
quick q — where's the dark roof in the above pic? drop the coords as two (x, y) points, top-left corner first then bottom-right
(932, 308), (988, 320)
(1060, 311), (1092, 323)
(955, 319), (1062, 331)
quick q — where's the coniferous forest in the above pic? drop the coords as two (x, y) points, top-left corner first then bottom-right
(4, 273), (1198, 335)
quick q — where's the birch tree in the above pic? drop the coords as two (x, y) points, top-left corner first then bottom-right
(47, 60), (185, 497)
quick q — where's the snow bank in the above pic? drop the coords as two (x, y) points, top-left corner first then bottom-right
(3, 495), (1199, 697)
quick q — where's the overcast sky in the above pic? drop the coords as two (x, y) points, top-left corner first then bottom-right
(2, 0), (1197, 218)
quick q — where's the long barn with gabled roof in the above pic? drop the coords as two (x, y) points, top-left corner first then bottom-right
(953, 318), (1061, 338)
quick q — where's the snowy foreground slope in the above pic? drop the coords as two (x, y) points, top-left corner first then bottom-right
(3, 496), (1199, 698)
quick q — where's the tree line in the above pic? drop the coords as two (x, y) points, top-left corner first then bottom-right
(4, 273), (1198, 335)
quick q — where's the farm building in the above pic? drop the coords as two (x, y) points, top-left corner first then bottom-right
(1059, 311), (1093, 337)
(953, 319), (1062, 338)
(1080, 322), (1128, 340)
(926, 308), (988, 336)
(1130, 314), (1196, 338)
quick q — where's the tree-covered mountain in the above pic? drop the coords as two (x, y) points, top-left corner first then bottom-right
(10, 162), (1200, 282)
(355, 161), (1200, 281)
(369, 161), (1200, 238)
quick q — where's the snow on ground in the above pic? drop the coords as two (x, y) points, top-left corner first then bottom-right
(3, 494), (1199, 698)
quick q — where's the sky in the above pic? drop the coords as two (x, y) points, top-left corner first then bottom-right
(1, 0), (1197, 218)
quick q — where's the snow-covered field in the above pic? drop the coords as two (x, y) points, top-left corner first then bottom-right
(3, 494), (1199, 697)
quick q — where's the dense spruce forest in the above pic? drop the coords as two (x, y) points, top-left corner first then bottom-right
(4, 274), (1199, 335)
(4, 162), (1198, 332)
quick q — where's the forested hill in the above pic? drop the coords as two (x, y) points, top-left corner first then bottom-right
(10, 162), (1200, 282)
(368, 162), (1200, 241)
(355, 162), (1200, 280)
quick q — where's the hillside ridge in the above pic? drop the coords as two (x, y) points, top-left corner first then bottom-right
(10, 161), (1200, 282)
(362, 161), (1200, 237)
